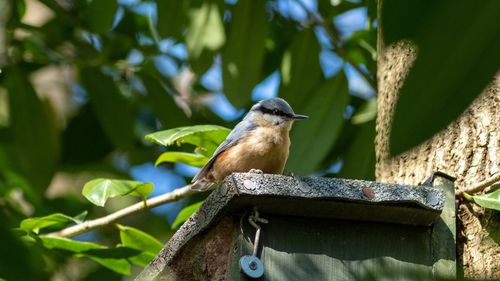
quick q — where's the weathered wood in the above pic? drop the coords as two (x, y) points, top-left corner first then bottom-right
(431, 176), (457, 280)
(136, 173), (449, 281)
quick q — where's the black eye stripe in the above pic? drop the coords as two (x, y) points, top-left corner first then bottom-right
(259, 106), (292, 118)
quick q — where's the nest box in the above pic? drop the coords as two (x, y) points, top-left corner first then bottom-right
(136, 173), (456, 281)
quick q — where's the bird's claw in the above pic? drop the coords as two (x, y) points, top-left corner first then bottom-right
(248, 169), (264, 174)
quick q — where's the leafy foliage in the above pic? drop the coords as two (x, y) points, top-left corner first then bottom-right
(464, 189), (500, 212)
(82, 179), (153, 207)
(20, 212), (87, 234)
(145, 125), (230, 157)
(171, 201), (204, 229)
(3, 0), (494, 279)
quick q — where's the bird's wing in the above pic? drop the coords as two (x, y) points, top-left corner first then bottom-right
(192, 120), (256, 183)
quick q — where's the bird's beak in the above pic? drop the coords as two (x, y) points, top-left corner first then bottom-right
(292, 114), (309, 120)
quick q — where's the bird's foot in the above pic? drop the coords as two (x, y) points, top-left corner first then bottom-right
(248, 169), (264, 174)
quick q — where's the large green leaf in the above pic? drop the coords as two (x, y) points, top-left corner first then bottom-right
(280, 28), (323, 110)
(466, 189), (500, 212)
(221, 0), (268, 107)
(20, 212), (86, 234)
(117, 224), (163, 267)
(40, 236), (133, 275)
(186, 1), (225, 59)
(337, 120), (376, 180)
(82, 179), (153, 207)
(145, 125), (230, 157)
(82, 0), (118, 33)
(0, 216), (45, 281)
(286, 73), (350, 175)
(156, 0), (189, 39)
(171, 201), (203, 229)
(4, 68), (59, 194)
(155, 152), (208, 168)
(138, 72), (189, 128)
(80, 68), (135, 149)
(383, 0), (500, 155)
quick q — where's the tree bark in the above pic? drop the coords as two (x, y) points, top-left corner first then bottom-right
(376, 12), (500, 281)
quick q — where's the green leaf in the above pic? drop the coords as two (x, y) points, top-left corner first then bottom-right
(117, 224), (163, 267)
(337, 120), (376, 180)
(221, 0), (268, 107)
(82, 0), (118, 33)
(40, 236), (105, 252)
(138, 72), (189, 128)
(20, 212), (87, 234)
(470, 189), (500, 211)
(384, 0), (500, 155)
(4, 68), (59, 194)
(280, 28), (323, 110)
(186, 1), (225, 59)
(351, 98), (377, 124)
(80, 68), (135, 149)
(145, 125), (230, 157)
(40, 236), (133, 275)
(171, 201), (203, 229)
(286, 73), (350, 175)
(82, 179), (153, 207)
(156, 0), (189, 39)
(155, 152), (208, 168)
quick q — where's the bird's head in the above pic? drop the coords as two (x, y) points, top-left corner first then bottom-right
(248, 97), (308, 128)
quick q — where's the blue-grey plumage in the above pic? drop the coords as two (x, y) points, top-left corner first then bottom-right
(191, 97), (308, 191)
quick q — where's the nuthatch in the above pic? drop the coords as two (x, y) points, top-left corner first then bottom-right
(191, 97), (308, 191)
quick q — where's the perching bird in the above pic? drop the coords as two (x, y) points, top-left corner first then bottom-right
(191, 97), (308, 191)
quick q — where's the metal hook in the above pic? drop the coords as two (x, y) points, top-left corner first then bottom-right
(239, 207), (268, 279)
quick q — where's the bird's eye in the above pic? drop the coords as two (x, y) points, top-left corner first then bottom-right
(273, 109), (279, 115)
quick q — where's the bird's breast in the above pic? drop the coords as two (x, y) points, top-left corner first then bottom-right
(211, 126), (291, 182)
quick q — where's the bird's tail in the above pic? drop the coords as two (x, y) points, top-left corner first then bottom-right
(190, 179), (214, 191)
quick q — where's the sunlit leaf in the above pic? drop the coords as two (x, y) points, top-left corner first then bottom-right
(82, 179), (153, 207)
(186, 1), (225, 59)
(20, 212), (87, 234)
(384, 0), (500, 155)
(467, 189), (500, 211)
(145, 125), (230, 157)
(222, 0), (268, 107)
(351, 98), (377, 124)
(286, 73), (350, 175)
(155, 152), (208, 168)
(171, 201), (203, 229)
(117, 224), (163, 267)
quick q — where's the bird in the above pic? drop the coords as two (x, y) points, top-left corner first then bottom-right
(191, 97), (308, 191)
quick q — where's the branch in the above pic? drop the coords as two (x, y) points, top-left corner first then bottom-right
(292, 0), (377, 90)
(456, 173), (500, 197)
(45, 185), (197, 238)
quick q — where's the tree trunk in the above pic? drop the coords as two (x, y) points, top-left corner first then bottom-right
(376, 11), (500, 281)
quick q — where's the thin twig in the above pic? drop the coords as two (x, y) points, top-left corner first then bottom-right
(292, 0), (377, 90)
(456, 173), (500, 197)
(45, 185), (196, 238)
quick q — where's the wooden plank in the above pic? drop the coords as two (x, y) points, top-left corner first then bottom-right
(230, 215), (433, 281)
(431, 176), (457, 280)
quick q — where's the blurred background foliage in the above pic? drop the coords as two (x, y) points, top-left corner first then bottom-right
(0, 0), (377, 279)
(0, 0), (499, 279)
